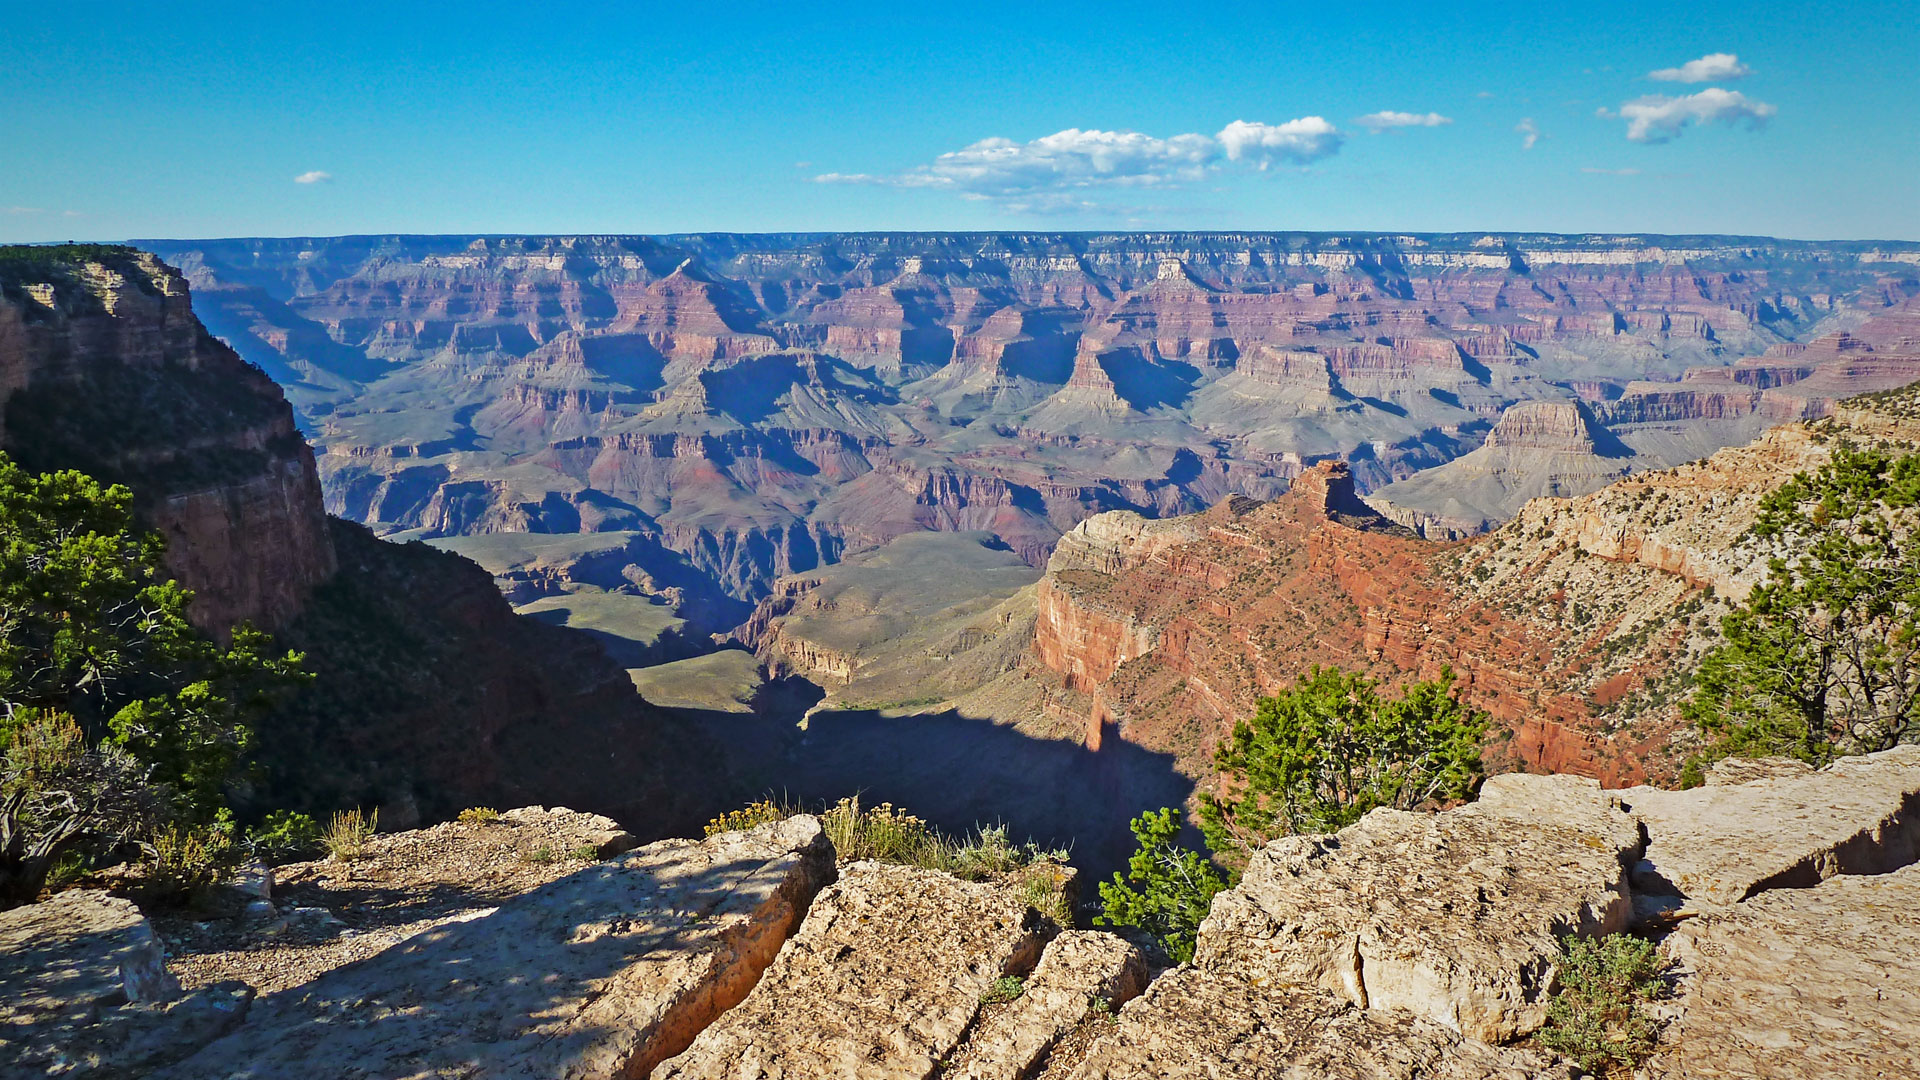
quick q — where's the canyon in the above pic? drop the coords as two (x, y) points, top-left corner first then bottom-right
(143, 233), (1920, 631)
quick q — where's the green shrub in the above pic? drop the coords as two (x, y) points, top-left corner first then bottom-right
(1200, 666), (1486, 861)
(1684, 445), (1920, 778)
(246, 810), (321, 863)
(1096, 808), (1229, 963)
(1537, 933), (1668, 1077)
(457, 806), (501, 825)
(980, 975), (1025, 1005)
(323, 808), (376, 861)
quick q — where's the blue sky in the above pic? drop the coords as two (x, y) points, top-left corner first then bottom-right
(5, 1), (1917, 241)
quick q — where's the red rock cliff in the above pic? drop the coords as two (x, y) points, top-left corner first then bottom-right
(0, 248), (334, 633)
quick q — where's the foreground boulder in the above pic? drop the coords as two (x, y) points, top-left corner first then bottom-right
(1617, 745), (1920, 908)
(1063, 968), (1571, 1080)
(0, 890), (252, 1078)
(1647, 862), (1920, 1079)
(158, 815), (833, 1080)
(1194, 774), (1640, 1042)
(654, 861), (1050, 1079)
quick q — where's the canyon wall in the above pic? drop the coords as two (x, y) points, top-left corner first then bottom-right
(1026, 384), (1920, 787)
(0, 248), (335, 633)
(143, 233), (1920, 615)
(0, 245), (716, 839)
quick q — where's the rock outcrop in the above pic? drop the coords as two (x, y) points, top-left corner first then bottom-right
(1062, 968), (1570, 1080)
(0, 891), (252, 1078)
(951, 931), (1147, 1080)
(654, 861), (1050, 1079)
(1194, 774), (1638, 1043)
(1618, 746), (1920, 908)
(159, 815), (834, 1080)
(1648, 863), (1920, 1079)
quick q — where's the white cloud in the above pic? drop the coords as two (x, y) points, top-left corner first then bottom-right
(1516, 118), (1542, 150)
(293, 170), (333, 184)
(1649, 52), (1752, 83)
(5, 206), (46, 214)
(1612, 88), (1777, 143)
(1581, 167), (1642, 176)
(815, 119), (1343, 210)
(1216, 118), (1343, 167)
(1356, 110), (1453, 133)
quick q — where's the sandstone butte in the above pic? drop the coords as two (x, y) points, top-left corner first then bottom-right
(6, 748), (1918, 1078)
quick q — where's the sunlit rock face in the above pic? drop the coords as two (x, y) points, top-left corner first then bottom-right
(144, 233), (1920, 611)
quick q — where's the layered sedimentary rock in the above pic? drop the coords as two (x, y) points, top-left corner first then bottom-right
(142, 234), (1920, 611)
(1023, 384), (1920, 786)
(0, 247), (334, 633)
(0, 244), (719, 842)
(1369, 399), (1634, 538)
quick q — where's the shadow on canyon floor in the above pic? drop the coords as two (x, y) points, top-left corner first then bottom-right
(667, 689), (1195, 885)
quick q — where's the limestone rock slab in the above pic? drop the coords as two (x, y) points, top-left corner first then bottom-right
(1194, 774), (1638, 1042)
(1647, 862), (1920, 1079)
(1063, 968), (1571, 1080)
(158, 814), (834, 1080)
(1617, 744), (1920, 906)
(955, 930), (1147, 1080)
(654, 861), (1049, 1080)
(0, 890), (253, 1078)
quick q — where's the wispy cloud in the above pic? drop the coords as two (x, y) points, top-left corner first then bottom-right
(293, 170), (333, 184)
(814, 119), (1344, 212)
(1581, 167), (1642, 176)
(1515, 118), (1542, 150)
(1604, 88), (1777, 143)
(1356, 111), (1452, 133)
(5, 206), (46, 214)
(1648, 52), (1752, 83)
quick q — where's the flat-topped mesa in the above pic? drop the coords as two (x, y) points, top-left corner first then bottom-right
(1482, 400), (1605, 453)
(0, 246), (335, 633)
(1285, 459), (1412, 530)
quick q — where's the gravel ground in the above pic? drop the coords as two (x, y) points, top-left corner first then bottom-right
(152, 807), (635, 995)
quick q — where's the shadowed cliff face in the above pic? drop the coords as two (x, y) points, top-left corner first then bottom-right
(0, 246), (720, 839)
(142, 233), (1920, 614)
(0, 248), (335, 634)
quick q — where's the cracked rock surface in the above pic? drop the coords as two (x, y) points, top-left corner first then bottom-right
(655, 860), (1049, 1080)
(1193, 774), (1639, 1043)
(1648, 862), (1920, 1079)
(155, 814), (832, 1080)
(950, 930), (1147, 1080)
(1617, 745), (1920, 907)
(1062, 968), (1571, 1080)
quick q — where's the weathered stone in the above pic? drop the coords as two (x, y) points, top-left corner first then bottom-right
(654, 861), (1049, 1080)
(1617, 745), (1920, 906)
(1063, 968), (1571, 1080)
(158, 815), (833, 1080)
(955, 931), (1147, 1080)
(1193, 774), (1638, 1043)
(0, 890), (255, 1078)
(1647, 862), (1920, 1079)
(500, 805), (638, 858)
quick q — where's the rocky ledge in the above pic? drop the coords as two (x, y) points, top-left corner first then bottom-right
(5, 749), (1917, 1078)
